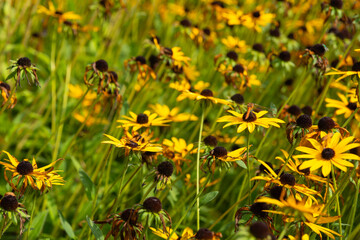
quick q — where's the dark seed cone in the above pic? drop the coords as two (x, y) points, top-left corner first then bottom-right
(212, 146), (227, 158)
(0, 193), (18, 211)
(280, 173), (296, 186)
(136, 113), (149, 124)
(270, 186), (286, 200)
(157, 161), (174, 177)
(310, 44), (326, 56)
(200, 89), (214, 97)
(180, 18), (192, 27)
(16, 161), (34, 175)
(279, 51), (291, 62)
(17, 57), (32, 67)
(296, 114), (312, 128)
(352, 62), (360, 72)
(318, 117), (335, 132)
(321, 148), (335, 160)
(135, 56), (146, 65)
(249, 221), (270, 239)
(287, 105), (301, 116)
(204, 135), (218, 147)
(233, 64), (245, 73)
(252, 43), (264, 53)
(330, 0), (343, 9)
(250, 202), (269, 218)
(226, 51), (238, 61)
(270, 28), (280, 37)
(95, 59), (108, 72)
(347, 102), (357, 111)
(143, 197), (162, 213)
(120, 209), (138, 225)
(231, 94), (244, 104)
(301, 106), (313, 116)
(195, 228), (214, 239)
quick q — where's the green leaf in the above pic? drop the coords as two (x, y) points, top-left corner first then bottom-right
(6, 70), (17, 80)
(79, 169), (96, 200)
(86, 216), (104, 240)
(200, 191), (218, 206)
(58, 210), (76, 239)
(28, 211), (48, 240)
(236, 160), (247, 169)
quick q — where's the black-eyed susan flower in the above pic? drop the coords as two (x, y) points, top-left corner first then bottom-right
(37, 1), (81, 32)
(217, 108), (285, 133)
(0, 151), (64, 193)
(295, 132), (360, 177)
(161, 46), (191, 68)
(251, 160), (319, 200)
(150, 226), (194, 240)
(242, 8), (275, 32)
(221, 36), (247, 53)
(149, 104), (198, 122)
(203, 146), (247, 173)
(139, 197), (171, 233)
(83, 59), (109, 88)
(255, 194), (341, 239)
(102, 129), (162, 156)
(6, 57), (40, 87)
(117, 110), (171, 131)
(177, 89), (231, 106)
(325, 93), (360, 121)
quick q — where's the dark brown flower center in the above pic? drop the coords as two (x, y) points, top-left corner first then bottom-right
(226, 51), (238, 61)
(322, 148), (335, 160)
(195, 228), (214, 239)
(211, 146), (227, 158)
(136, 113), (149, 124)
(233, 64), (244, 73)
(242, 111), (257, 122)
(16, 161), (33, 175)
(279, 51), (291, 62)
(200, 89), (213, 97)
(249, 222), (270, 239)
(120, 209), (138, 225)
(95, 59), (108, 72)
(252, 11), (260, 18)
(318, 116), (335, 132)
(135, 56), (146, 65)
(204, 135), (218, 147)
(352, 62), (360, 72)
(250, 202), (269, 218)
(17, 57), (31, 67)
(143, 197), (162, 213)
(157, 161), (174, 177)
(230, 94), (244, 104)
(347, 102), (357, 111)
(280, 173), (296, 186)
(0, 193), (18, 211)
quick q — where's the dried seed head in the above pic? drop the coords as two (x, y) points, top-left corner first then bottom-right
(16, 161), (34, 175)
(17, 57), (32, 67)
(250, 202), (269, 218)
(296, 114), (312, 128)
(157, 161), (174, 177)
(226, 51), (238, 61)
(242, 111), (257, 122)
(135, 56), (146, 65)
(270, 28), (280, 37)
(279, 51), (291, 62)
(284, 78), (293, 86)
(0, 193), (18, 211)
(143, 197), (162, 213)
(195, 228), (214, 239)
(180, 18), (192, 27)
(330, 0), (343, 9)
(318, 117), (336, 132)
(95, 59), (108, 72)
(212, 146), (228, 158)
(252, 43), (264, 53)
(203, 28), (211, 36)
(136, 113), (149, 124)
(249, 221), (270, 239)
(287, 105), (301, 116)
(200, 89), (214, 97)
(321, 148), (335, 160)
(204, 135), (218, 147)
(301, 106), (313, 116)
(233, 64), (245, 73)
(310, 44), (326, 56)
(280, 173), (296, 186)
(120, 209), (138, 225)
(230, 93), (244, 104)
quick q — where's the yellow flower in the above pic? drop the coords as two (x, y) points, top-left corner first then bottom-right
(0, 82), (16, 109)
(217, 109), (285, 133)
(102, 129), (162, 155)
(193, 81), (210, 92)
(325, 92), (359, 120)
(150, 227), (194, 240)
(163, 137), (194, 172)
(251, 159), (320, 200)
(295, 132), (360, 177)
(221, 36), (247, 53)
(117, 110), (171, 131)
(0, 151), (64, 193)
(169, 79), (191, 92)
(149, 104), (198, 122)
(242, 9), (275, 32)
(168, 47), (191, 67)
(68, 84), (97, 107)
(183, 65), (200, 81)
(256, 194), (341, 239)
(325, 60), (360, 82)
(177, 89), (231, 106)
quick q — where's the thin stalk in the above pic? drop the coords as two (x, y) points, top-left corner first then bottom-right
(196, 109), (205, 230)
(246, 131), (251, 204)
(348, 177), (360, 236)
(331, 166), (343, 240)
(278, 221), (291, 240)
(341, 108), (359, 128)
(276, 139), (297, 178)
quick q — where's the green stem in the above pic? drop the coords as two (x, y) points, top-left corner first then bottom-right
(341, 108), (359, 128)
(348, 177), (360, 236)
(278, 221), (291, 240)
(331, 166), (343, 240)
(196, 109), (205, 230)
(246, 131), (251, 204)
